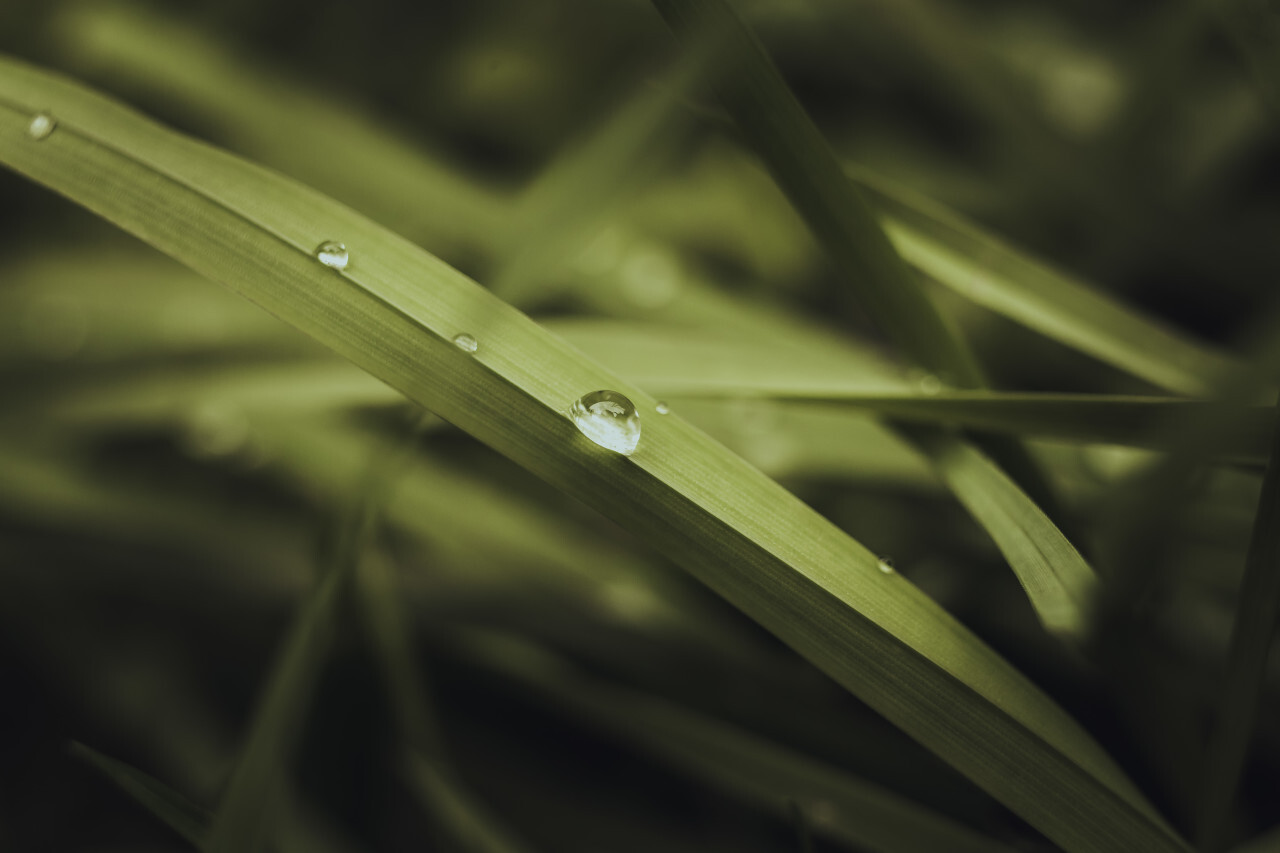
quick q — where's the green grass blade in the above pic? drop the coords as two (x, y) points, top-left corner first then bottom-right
(1195, 393), (1280, 852)
(0, 55), (1191, 852)
(647, 0), (983, 387)
(68, 741), (210, 846)
(202, 498), (363, 853)
(458, 631), (1024, 853)
(898, 427), (1098, 638)
(850, 164), (1253, 395)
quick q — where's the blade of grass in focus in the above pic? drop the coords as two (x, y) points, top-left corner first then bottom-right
(69, 741), (209, 846)
(0, 56), (1192, 852)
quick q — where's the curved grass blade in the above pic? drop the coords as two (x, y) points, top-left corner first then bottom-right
(848, 164), (1254, 396)
(203, 494), (366, 853)
(68, 741), (209, 846)
(0, 56), (1190, 852)
(1195, 393), (1280, 852)
(896, 426), (1098, 638)
(456, 631), (1024, 853)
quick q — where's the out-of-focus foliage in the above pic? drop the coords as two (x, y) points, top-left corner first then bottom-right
(2, 1), (1279, 851)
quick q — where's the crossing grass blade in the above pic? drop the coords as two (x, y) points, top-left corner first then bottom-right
(849, 164), (1254, 396)
(0, 55), (1193, 852)
(455, 631), (1024, 853)
(68, 741), (210, 846)
(1195, 394), (1280, 853)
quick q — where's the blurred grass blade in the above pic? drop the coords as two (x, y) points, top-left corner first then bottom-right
(358, 546), (534, 853)
(647, 0), (982, 387)
(850, 164), (1253, 395)
(459, 632), (1023, 853)
(899, 427), (1098, 637)
(1195, 394), (1280, 852)
(52, 0), (504, 258)
(0, 56), (1191, 852)
(490, 55), (699, 306)
(404, 757), (536, 853)
(68, 741), (209, 845)
(203, 495), (367, 853)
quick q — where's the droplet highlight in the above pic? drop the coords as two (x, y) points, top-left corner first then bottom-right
(452, 332), (478, 353)
(314, 240), (349, 271)
(877, 556), (896, 574)
(655, 401), (670, 415)
(27, 112), (56, 140)
(569, 390), (641, 456)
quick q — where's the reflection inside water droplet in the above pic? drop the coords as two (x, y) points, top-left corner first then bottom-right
(452, 332), (478, 353)
(569, 390), (641, 455)
(314, 240), (349, 270)
(27, 112), (56, 140)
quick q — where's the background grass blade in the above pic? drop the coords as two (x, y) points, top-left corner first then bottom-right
(203, 494), (365, 853)
(1195, 393), (1280, 852)
(851, 164), (1254, 395)
(0, 55), (1192, 852)
(896, 426), (1097, 638)
(69, 741), (210, 845)
(454, 631), (1023, 853)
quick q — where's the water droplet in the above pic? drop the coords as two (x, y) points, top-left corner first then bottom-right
(27, 112), (56, 140)
(314, 240), (348, 270)
(877, 556), (896, 574)
(452, 332), (478, 353)
(569, 390), (641, 455)
(655, 401), (670, 415)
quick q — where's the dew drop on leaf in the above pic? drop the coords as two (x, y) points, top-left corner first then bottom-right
(877, 556), (896, 574)
(569, 390), (641, 456)
(27, 112), (56, 140)
(452, 332), (478, 353)
(314, 240), (349, 270)
(655, 401), (670, 415)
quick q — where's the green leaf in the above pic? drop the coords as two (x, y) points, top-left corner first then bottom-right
(457, 631), (1024, 853)
(1196, 393), (1280, 853)
(68, 741), (209, 846)
(849, 163), (1253, 395)
(0, 55), (1190, 852)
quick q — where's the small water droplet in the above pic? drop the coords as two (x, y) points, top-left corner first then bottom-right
(452, 332), (478, 353)
(877, 556), (895, 574)
(909, 370), (942, 395)
(655, 401), (670, 415)
(569, 390), (641, 456)
(27, 112), (56, 140)
(180, 403), (250, 460)
(314, 240), (349, 270)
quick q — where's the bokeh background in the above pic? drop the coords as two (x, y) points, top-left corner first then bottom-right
(2, 1), (1280, 850)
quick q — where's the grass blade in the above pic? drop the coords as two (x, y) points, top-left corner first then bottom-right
(897, 427), (1098, 638)
(202, 494), (366, 853)
(647, 0), (982, 387)
(457, 631), (1024, 853)
(850, 164), (1253, 395)
(68, 741), (210, 845)
(1195, 393), (1280, 852)
(0, 55), (1191, 852)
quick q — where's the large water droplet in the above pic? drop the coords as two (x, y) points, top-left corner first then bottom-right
(877, 556), (896, 574)
(452, 332), (478, 353)
(314, 240), (349, 270)
(27, 112), (56, 140)
(569, 390), (641, 456)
